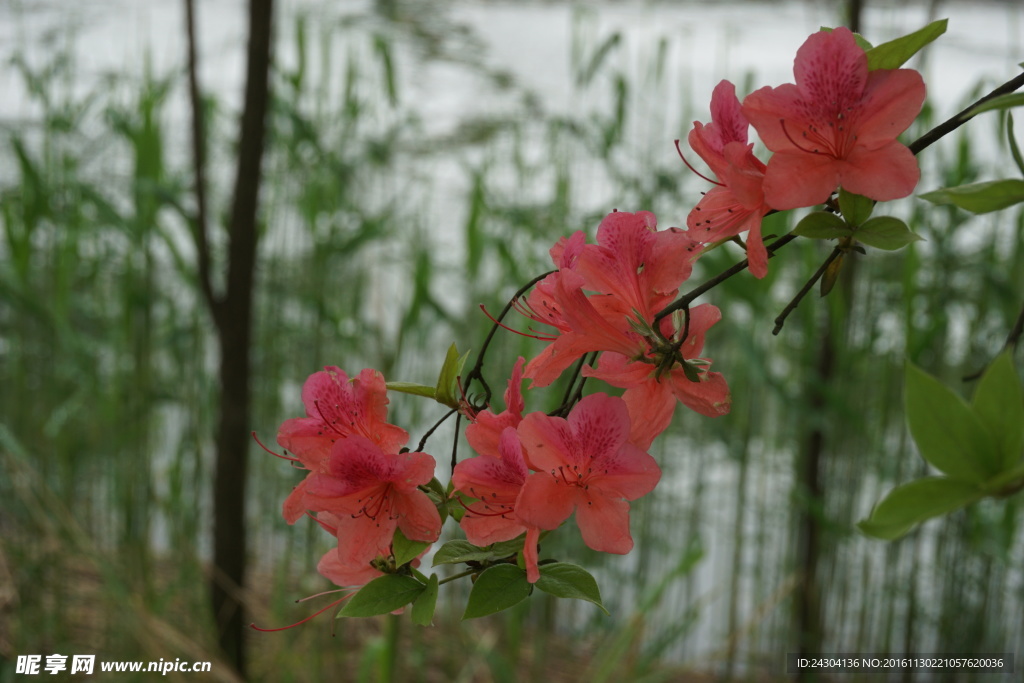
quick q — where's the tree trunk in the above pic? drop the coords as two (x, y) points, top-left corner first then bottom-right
(207, 0), (274, 675)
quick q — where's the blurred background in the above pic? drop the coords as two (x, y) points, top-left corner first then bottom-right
(2, 0), (1023, 681)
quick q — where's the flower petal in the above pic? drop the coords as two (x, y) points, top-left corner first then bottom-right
(575, 496), (634, 554)
(394, 489), (443, 543)
(318, 547), (382, 588)
(566, 393), (632, 464)
(517, 411), (575, 472)
(762, 151), (842, 209)
(839, 141), (921, 201)
(516, 471), (578, 531)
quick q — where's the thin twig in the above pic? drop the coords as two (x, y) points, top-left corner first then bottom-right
(554, 353), (590, 416)
(963, 297), (1024, 381)
(416, 407), (457, 454)
(653, 232), (795, 327)
(772, 247), (843, 335)
(909, 70), (1024, 156)
(463, 270), (554, 408)
(1005, 299), (1024, 351)
(449, 412), (462, 472)
(184, 0), (217, 312)
(555, 351), (598, 417)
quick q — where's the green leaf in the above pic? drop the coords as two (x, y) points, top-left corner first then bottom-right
(435, 343), (471, 408)
(858, 476), (983, 540)
(972, 351), (1024, 472)
(793, 211), (851, 240)
(410, 574), (438, 626)
(966, 92), (1024, 117)
(535, 563), (610, 615)
(385, 381), (437, 399)
(905, 363), (1000, 483)
(919, 179), (1024, 214)
(488, 537), (528, 559)
(865, 19), (947, 70)
(433, 540), (486, 565)
(337, 575), (425, 618)
(432, 537), (523, 566)
(854, 216), (923, 251)
(463, 564), (531, 619)
(392, 527), (431, 568)
(838, 188), (874, 225)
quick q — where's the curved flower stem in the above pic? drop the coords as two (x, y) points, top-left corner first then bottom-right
(553, 353), (589, 416)
(772, 247), (843, 335)
(450, 412), (463, 472)
(464, 271), (555, 409)
(552, 351), (599, 417)
(415, 407), (457, 453)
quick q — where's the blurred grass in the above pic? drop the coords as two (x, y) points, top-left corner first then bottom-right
(2, 2), (1024, 682)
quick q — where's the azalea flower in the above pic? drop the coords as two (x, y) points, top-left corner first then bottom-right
(302, 435), (442, 571)
(742, 27), (925, 209)
(453, 427), (533, 547)
(573, 210), (701, 321)
(276, 367), (408, 523)
(524, 267), (644, 388)
(464, 357), (527, 458)
(523, 210), (703, 388)
(583, 303), (731, 449)
(686, 80), (772, 278)
(515, 394), (661, 559)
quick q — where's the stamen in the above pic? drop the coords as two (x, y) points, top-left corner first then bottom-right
(480, 304), (557, 341)
(674, 139), (724, 186)
(313, 400), (347, 436)
(249, 592), (354, 632)
(779, 119), (823, 155)
(309, 511), (337, 535)
(252, 431), (301, 464)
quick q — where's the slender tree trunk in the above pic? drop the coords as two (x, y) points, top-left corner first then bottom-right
(846, 0), (864, 33)
(794, 321), (831, 683)
(186, 0), (275, 674)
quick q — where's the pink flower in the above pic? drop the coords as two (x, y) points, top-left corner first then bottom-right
(313, 513), (386, 588)
(524, 267), (645, 388)
(464, 357), (526, 458)
(573, 211), (701, 321)
(276, 367), (408, 523)
(584, 304), (731, 449)
(686, 81), (772, 278)
(303, 435), (442, 571)
(522, 211), (703, 388)
(742, 27), (925, 209)
(515, 394), (661, 558)
(453, 427), (532, 548)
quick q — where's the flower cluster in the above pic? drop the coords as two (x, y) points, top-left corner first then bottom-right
(516, 209), (730, 448)
(272, 367), (441, 588)
(261, 26), (929, 624)
(454, 363), (661, 582)
(684, 26), (924, 277)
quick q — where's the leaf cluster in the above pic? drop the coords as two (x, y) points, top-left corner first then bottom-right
(859, 352), (1024, 539)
